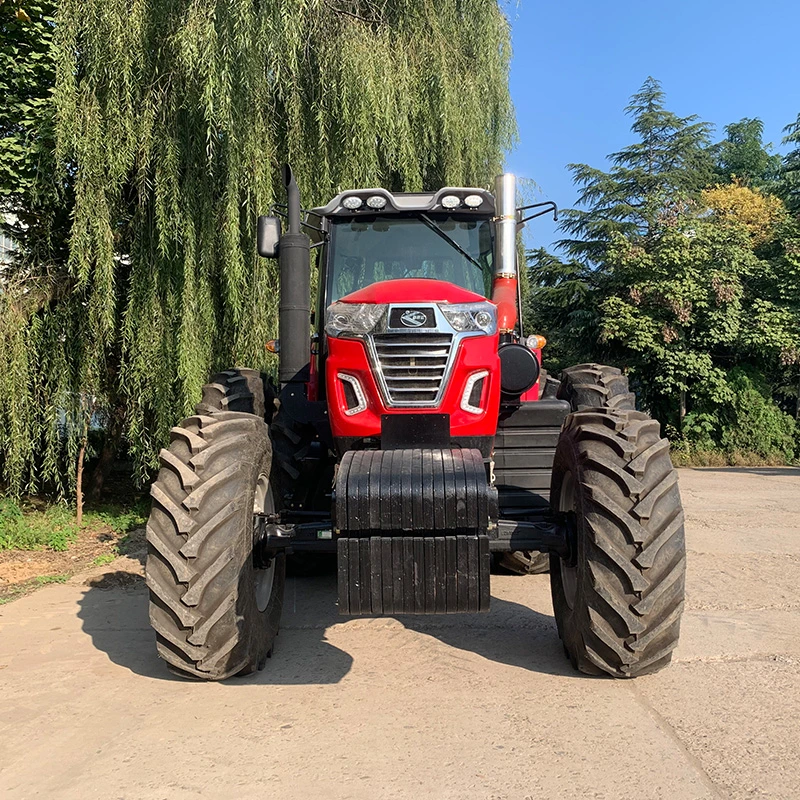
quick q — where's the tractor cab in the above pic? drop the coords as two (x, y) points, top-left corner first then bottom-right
(259, 171), (547, 459)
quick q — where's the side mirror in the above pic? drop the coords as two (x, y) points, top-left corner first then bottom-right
(257, 215), (281, 258)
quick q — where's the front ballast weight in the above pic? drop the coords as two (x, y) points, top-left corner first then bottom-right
(253, 447), (575, 615)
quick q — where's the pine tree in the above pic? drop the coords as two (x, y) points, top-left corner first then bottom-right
(0, 0), (515, 496)
(558, 77), (713, 263)
(711, 117), (781, 189)
(779, 113), (800, 214)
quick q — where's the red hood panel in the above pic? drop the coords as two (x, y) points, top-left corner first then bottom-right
(340, 279), (485, 305)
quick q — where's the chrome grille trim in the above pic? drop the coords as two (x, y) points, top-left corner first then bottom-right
(359, 303), (489, 409)
(372, 332), (453, 405)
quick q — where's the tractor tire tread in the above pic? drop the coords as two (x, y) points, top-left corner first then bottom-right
(551, 407), (686, 678)
(146, 411), (284, 680)
(195, 368), (271, 420)
(558, 363), (636, 412)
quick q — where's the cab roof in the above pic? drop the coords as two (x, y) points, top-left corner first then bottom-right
(309, 187), (495, 217)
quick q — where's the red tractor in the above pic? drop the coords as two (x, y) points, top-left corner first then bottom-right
(146, 168), (686, 680)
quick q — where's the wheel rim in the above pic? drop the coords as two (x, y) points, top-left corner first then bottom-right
(253, 473), (276, 613)
(558, 471), (578, 610)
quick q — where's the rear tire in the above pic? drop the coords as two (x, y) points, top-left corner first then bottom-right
(557, 363), (635, 411)
(549, 408), (686, 677)
(146, 411), (285, 680)
(502, 363), (633, 574)
(195, 367), (273, 420)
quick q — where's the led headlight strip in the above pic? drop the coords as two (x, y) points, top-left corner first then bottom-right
(338, 373), (368, 416)
(461, 370), (489, 414)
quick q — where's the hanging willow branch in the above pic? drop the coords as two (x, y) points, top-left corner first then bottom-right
(0, 0), (515, 495)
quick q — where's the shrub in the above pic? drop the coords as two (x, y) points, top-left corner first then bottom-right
(719, 368), (797, 461)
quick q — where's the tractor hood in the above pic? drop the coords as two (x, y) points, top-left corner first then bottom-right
(339, 278), (485, 305)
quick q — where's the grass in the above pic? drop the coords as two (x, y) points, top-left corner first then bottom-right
(91, 553), (116, 566)
(669, 446), (798, 468)
(0, 497), (148, 552)
(34, 573), (69, 585)
(0, 573), (70, 605)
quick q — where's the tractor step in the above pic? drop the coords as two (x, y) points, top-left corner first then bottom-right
(337, 535), (490, 615)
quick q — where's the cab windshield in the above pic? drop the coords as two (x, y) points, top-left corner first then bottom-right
(327, 215), (494, 302)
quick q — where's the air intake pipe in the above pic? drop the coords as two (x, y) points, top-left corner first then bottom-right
(491, 173), (519, 336)
(279, 165), (311, 385)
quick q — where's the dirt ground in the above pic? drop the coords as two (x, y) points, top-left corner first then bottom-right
(0, 522), (145, 602)
(1, 467), (799, 800)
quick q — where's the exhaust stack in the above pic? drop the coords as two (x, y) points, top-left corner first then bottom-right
(279, 165), (311, 385)
(491, 173), (519, 335)
(494, 173), (517, 280)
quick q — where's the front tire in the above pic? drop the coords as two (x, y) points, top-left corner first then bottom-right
(549, 408), (686, 677)
(146, 411), (285, 680)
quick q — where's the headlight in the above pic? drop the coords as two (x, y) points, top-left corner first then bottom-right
(325, 302), (387, 337)
(439, 302), (497, 334)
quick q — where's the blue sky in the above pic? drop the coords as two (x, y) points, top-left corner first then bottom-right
(505, 0), (800, 251)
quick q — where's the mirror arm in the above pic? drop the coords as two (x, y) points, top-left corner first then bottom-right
(269, 205), (328, 238)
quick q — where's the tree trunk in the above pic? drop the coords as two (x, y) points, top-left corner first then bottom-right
(679, 390), (687, 433)
(90, 408), (124, 501)
(76, 437), (86, 527)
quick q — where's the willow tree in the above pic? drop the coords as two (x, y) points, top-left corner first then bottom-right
(0, 0), (514, 497)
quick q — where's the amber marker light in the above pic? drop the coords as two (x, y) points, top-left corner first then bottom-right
(525, 334), (547, 350)
(265, 339), (280, 354)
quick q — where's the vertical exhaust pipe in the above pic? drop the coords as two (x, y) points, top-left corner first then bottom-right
(491, 173), (519, 335)
(279, 165), (311, 385)
(494, 173), (517, 280)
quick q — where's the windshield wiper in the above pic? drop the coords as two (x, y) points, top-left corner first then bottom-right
(417, 214), (485, 273)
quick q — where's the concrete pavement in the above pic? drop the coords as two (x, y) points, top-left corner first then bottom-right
(1, 467), (799, 800)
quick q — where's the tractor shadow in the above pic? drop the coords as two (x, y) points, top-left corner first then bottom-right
(77, 569), (575, 683)
(75, 571), (355, 685)
(399, 597), (573, 677)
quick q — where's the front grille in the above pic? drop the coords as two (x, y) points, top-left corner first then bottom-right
(371, 333), (453, 406)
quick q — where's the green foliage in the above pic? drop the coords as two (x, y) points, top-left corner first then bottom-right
(0, 2), (68, 271)
(528, 80), (800, 465)
(0, 1), (516, 494)
(0, 498), (147, 551)
(718, 369), (797, 460)
(0, 2), (56, 202)
(559, 77), (714, 264)
(779, 114), (800, 214)
(525, 247), (600, 371)
(676, 368), (798, 462)
(88, 501), (149, 535)
(0, 499), (79, 550)
(711, 118), (782, 188)
(34, 573), (68, 585)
